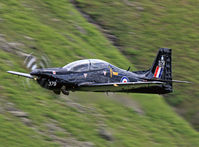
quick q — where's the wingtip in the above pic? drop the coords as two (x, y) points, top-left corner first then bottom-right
(7, 71), (13, 74)
(6, 71), (33, 79)
(7, 71), (17, 74)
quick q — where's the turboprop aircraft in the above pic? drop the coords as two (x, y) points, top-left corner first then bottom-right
(7, 48), (189, 95)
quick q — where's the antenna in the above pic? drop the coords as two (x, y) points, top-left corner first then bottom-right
(127, 66), (131, 71)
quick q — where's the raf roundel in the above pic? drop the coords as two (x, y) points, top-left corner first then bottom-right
(121, 76), (129, 83)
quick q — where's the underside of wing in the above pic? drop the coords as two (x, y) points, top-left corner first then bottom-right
(78, 81), (164, 92)
(7, 71), (33, 79)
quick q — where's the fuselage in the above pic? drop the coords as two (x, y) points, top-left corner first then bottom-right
(30, 64), (139, 89)
(30, 59), (168, 94)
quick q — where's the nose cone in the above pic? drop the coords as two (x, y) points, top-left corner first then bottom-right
(30, 69), (40, 76)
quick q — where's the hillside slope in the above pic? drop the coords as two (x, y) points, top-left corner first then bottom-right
(0, 0), (198, 146)
(75, 0), (199, 130)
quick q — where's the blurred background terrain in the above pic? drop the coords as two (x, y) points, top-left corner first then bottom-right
(75, 0), (199, 130)
(0, 0), (198, 146)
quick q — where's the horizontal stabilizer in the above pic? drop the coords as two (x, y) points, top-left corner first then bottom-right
(7, 71), (33, 79)
(172, 80), (191, 84)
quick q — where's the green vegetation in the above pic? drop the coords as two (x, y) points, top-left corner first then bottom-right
(0, 0), (198, 146)
(76, 0), (199, 129)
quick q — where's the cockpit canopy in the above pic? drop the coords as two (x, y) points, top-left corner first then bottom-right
(63, 59), (109, 72)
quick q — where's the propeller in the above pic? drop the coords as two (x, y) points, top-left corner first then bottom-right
(23, 53), (50, 88)
(22, 53), (65, 95)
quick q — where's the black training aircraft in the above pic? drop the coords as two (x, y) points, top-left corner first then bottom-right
(7, 48), (189, 95)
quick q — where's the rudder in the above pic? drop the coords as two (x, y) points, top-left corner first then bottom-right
(149, 48), (172, 93)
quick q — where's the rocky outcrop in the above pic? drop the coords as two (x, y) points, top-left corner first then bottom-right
(98, 127), (113, 141)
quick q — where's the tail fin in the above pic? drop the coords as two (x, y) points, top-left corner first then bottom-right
(151, 48), (172, 80)
(149, 48), (172, 92)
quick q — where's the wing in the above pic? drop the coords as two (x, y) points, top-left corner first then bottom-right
(141, 78), (191, 84)
(78, 81), (163, 92)
(7, 71), (33, 79)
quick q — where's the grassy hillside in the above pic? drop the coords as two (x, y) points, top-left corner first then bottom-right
(0, 0), (198, 146)
(75, 0), (199, 129)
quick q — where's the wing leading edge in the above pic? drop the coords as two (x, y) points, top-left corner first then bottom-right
(78, 81), (164, 92)
(7, 71), (33, 79)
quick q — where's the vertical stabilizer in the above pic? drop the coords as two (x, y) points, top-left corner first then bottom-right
(148, 48), (172, 92)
